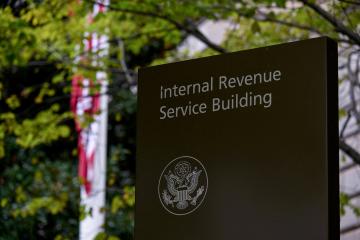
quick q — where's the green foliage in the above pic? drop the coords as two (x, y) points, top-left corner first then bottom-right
(111, 186), (135, 214)
(1, 150), (79, 238)
(340, 192), (360, 217)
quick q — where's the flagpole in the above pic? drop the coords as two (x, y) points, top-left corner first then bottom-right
(77, 1), (109, 239)
(79, 73), (108, 240)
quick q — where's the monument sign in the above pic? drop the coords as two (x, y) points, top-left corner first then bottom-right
(136, 37), (339, 240)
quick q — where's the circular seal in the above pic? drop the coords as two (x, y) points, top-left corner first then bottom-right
(158, 156), (208, 215)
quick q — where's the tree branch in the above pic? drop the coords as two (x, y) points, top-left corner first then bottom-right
(255, 11), (323, 35)
(299, 0), (360, 45)
(214, 5), (354, 45)
(340, 112), (351, 138)
(347, 50), (360, 122)
(339, 139), (360, 165)
(89, 0), (227, 53)
(339, 0), (360, 6)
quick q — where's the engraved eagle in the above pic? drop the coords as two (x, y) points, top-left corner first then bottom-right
(162, 161), (204, 209)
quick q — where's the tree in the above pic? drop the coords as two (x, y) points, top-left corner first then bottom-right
(0, 0), (359, 239)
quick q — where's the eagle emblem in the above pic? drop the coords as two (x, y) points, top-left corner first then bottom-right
(158, 156), (208, 215)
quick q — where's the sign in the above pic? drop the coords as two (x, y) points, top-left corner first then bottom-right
(136, 37), (339, 240)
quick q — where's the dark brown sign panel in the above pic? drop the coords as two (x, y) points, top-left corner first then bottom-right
(136, 37), (339, 240)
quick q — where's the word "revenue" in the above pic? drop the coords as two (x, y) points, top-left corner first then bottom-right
(160, 70), (281, 99)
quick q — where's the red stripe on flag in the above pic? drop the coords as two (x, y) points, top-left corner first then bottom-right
(71, 74), (101, 195)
